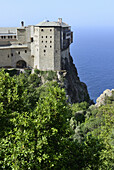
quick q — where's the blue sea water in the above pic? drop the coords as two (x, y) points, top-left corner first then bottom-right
(71, 27), (114, 102)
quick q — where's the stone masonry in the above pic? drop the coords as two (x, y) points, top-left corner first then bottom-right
(0, 18), (73, 70)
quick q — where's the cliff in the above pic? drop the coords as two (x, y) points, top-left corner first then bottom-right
(57, 55), (90, 103)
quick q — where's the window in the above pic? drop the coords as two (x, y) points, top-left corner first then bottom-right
(46, 41), (47, 43)
(41, 29), (44, 32)
(18, 51), (20, 54)
(50, 46), (52, 48)
(25, 50), (27, 53)
(10, 36), (12, 39)
(42, 41), (43, 43)
(31, 37), (33, 42)
(50, 36), (52, 38)
(50, 29), (52, 31)
(8, 55), (9, 58)
(14, 36), (16, 39)
(8, 36), (10, 39)
(44, 50), (46, 53)
(46, 36), (47, 38)
(50, 41), (52, 43)
(41, 36), (43, 38)
(45, 45), (47, 48)
(4, 36), (6, 39)
(11, 53), (13, 57)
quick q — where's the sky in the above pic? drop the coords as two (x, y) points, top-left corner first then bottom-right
(0, 0), (114, 28)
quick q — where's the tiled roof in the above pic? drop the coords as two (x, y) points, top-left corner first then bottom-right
(36, 21), (69, 27)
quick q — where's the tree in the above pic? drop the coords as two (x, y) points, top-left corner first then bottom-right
(0, 84), (72, 169)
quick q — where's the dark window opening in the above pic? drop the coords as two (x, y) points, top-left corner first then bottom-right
(16, 60), (26, 68)
(50, 46), (52, 48)
(45, 45), (47, 48)
(14, 36), (16, 39)
(18, 51), (20, 54)
(46, 41), (47, 43)
(42, 41), (43, 43)
(50, 29), (52, 31)
(25, 50), (27, 53)
(41, 36), (43, 38)
(50, 36), (52, 38)
(31, 37), (34, 42)
(44, 50), (46, 52)
(41, 29), (44, 32)
(63, 33), (65, 39)
(46, 36), (47, 38)
(8, 55), (9, 58)
(4, 36), (6, 39)
(11, 53), (13, 57)
(50, 41), (52, 43)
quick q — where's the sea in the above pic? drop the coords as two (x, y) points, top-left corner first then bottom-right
(71, 27), (114, 102)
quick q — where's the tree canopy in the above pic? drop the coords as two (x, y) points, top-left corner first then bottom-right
(0, 69), (113, 169)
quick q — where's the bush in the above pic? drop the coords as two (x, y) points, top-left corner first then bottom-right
(47, 71), (57, 81)
(34, 69), (40, 74)
(24, 69), (31, 75)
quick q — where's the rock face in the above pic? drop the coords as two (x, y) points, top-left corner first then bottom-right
(60, 55), (90, 103)
(95, 89), (114, 107)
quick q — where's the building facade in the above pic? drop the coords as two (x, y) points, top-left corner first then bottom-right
(0, 18), (73, 70)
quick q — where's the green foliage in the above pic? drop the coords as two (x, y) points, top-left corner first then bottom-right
(24, 69), (32, 75)
(71, 102), (89, 123)
(4, 69), (19, 77)
(104, 91), (114, 104)
(0, 69), (113, 169)
(0, 84), (72, 169)
(71, 102), (89, 114)
(46, 70), (57, 81)
(81, 103), (114, 169)
(34, 69), (40, 74)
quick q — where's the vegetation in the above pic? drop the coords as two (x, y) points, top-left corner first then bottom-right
(0, 69), (113, 169)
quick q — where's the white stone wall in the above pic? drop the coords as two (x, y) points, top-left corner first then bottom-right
(17, 28), (27, 44)
(0, 49), (11, 67)
(33, 27), (40, 69)
(38, 27), (54, 70)
(10, 48), (32, 68)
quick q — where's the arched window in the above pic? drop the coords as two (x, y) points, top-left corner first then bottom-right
(16, 60), (26, 68)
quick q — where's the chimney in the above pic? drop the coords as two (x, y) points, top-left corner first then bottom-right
(58, 18), (62, 24)
(21, 21), (24, 27)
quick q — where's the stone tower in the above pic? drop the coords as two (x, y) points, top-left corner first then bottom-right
(0, 18), (73, 70)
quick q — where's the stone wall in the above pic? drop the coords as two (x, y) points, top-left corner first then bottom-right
(0, 49), (11, 67)
(54, 27), (61, 70)
(38, 27), (55, 70)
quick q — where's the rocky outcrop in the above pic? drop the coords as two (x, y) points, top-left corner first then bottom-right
(59, 55), (90, 103)
(95, 89), (114, 107)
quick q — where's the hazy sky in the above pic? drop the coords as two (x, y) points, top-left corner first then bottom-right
(0, 0), (114, 28)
